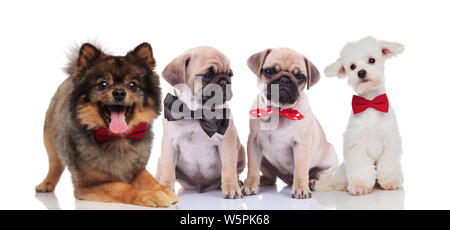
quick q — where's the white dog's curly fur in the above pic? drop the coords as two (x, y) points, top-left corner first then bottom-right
(315, 36), (404, 196)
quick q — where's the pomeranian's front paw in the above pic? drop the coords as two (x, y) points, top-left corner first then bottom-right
(160, 182), (175, 191)
(162, 188), (178, 204)
(222, 182), (243, 199)
(242, 178), (259, 195)
(35, 182), (55, 193)
(291, 184), (312, 199)
(348, 183), (373, 196)
(138, 190), (172, 207)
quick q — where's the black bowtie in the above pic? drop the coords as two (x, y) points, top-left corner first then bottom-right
(163, 93), (230, 138)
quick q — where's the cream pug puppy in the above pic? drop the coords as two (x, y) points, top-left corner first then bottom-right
(156, 46), (245, 199)
(243, 48), (338, 199)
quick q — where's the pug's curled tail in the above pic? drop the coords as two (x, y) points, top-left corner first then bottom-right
(314, 164), (348, 191)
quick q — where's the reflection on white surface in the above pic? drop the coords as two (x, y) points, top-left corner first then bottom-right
(75, 200), (177, 210)
(176, 185), (404, 210)
(33, 184), (404, 210)
(35, 192), (176, 210)
(35, 193), (61, 210)
(314, 189), (405, 210)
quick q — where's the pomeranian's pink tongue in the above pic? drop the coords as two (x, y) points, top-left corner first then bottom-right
(109, 110), (128, 134)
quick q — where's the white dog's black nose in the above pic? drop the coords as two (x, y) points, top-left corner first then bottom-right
(358, 70), (367, 79)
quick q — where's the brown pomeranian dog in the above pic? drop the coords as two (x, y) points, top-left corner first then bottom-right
(35, 42), (178, 207)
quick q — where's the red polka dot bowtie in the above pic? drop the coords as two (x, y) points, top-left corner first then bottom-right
(249, 108), (304, 120)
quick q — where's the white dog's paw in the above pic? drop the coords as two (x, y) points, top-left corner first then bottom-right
(378, 178), (403, 190)
(242, 179), (259, 195)
(348, 183), (373, 196)
(291, 184), (312, 199)
(377, 169), (403, 191)
(222, 182), (243, 199)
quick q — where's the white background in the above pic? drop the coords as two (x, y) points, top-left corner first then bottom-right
(0, 0), (449, 209)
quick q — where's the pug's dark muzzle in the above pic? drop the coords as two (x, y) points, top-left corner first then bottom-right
(202, 74), (233, 105)
(266, 72), (299, 105)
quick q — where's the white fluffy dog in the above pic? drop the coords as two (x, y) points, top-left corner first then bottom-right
(315, 36), (404, 196)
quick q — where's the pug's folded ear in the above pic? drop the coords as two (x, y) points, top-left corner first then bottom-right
(304, 57), (320, 90)
(324, 58), (347, 79)
(162, 53), (192, 86)
(247, 49), (272, 76)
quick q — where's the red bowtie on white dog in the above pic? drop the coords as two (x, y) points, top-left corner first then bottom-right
(315, 36), (404, 196)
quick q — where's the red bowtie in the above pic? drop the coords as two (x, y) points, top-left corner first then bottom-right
(249, 108), (304, 120)
(352, 94), (389, 114)
(94, 122), (148, 143)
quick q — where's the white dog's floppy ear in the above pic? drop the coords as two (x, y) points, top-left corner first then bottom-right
(324, 58), (346, 79)
(247, 49), (272, 76)
(379, 40), (404, 59)
(162, 53), (192, 86)
(304, 57), (320, 90)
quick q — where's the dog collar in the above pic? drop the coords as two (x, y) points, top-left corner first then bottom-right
(249, 108), (304, 120)
(163, 93), (230, 138)
(94, 122), (148, 143)
(352, 94), (389, 114)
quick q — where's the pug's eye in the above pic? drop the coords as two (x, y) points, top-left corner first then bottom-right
(295, 73), (306, 84)
(350, 64), (357, 70)
(128, 81), (137, 90)
(200, 67), (215, 82)
(263, 68), (276, 78)
(202, 72), (214, 81)
(98, 80), (109, 90)
(368, 58), (376, 64)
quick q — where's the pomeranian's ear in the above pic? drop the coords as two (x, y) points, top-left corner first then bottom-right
(379, 40), (404, 59)
(247, 49), (272, 76)
(324, 58), (346, 79)
(128, 42), (156, 69)
(162, 53), (191, 86)
(77, 43), (103, 71)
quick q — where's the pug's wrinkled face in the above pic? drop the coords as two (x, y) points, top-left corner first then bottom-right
(163, 46), (233, 110)
(247, 48), (320, 108)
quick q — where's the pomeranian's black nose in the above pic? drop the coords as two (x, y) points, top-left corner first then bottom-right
(113, 89), (126, 101)
(358, 70), (367, 79)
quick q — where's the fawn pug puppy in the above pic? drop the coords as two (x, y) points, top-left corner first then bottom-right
(35, 42), (177, 207)
(243, 48), (338, 199)
(156, 46), (245, 199)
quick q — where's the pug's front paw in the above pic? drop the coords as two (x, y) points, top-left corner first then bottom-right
(243, 178), (259, 195)
(291, 184), (312, 199)
(222, 182), (243, 199)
